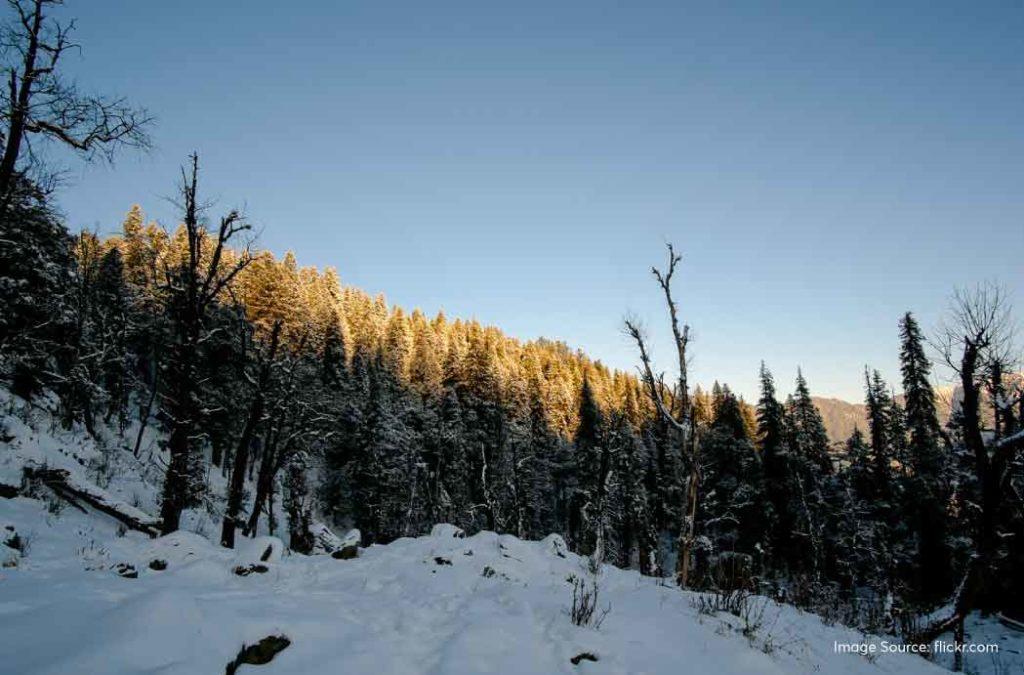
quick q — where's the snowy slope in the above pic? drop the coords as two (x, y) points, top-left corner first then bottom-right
(0, 389), (1015, 674)
(1, 493), (951, 675)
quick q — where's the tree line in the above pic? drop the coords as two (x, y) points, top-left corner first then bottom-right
(1, 0), (1022, 660)
(6, 161), (1022, 635)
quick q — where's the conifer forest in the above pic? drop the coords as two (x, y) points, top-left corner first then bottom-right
(0, 2), (1021, 673)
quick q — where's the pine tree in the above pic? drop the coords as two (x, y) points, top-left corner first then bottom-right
(898, 312), (952, 602)
(572, 376), (606, 554)
(789, 369), (833, 474)
(0, 178), (75, 399)
(784, 370), (832, 578)
(699, 386), (768, 586)
(92, 247), (133, 427)
(900, 312), (945, 475)
(864, 369), (895, 500)
(756, 363), (791, 567)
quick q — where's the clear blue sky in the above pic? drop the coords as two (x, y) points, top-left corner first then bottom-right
(53, 0), (1023, 402)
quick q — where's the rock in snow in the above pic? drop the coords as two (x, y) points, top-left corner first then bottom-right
(0, 493), (953, 674)
(0, 390), (1010, 674)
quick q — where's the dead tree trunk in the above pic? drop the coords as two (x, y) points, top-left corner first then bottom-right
(625, 243), (700, 588)
(159, 155), (252, 536)
(221, 321), (281, 549)
(0, 0), (151, 206)
(132, 359), (159, 458)
(25, 467), (160, 536)
(916, 285), (1024, 643)
(243, 441), (278, 538)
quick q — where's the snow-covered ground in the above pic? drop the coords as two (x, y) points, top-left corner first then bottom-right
(0, 497), (948, 675)
(0, 389), (1019, 674)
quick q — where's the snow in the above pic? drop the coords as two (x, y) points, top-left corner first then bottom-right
(930, 614), (1024, 673)
(0, 388), (1015, 674)
(431, 523), (466, 539)
(1, 490), (954, 675)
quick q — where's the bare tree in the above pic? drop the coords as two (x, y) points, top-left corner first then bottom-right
(918, 284), (1024, 650)
(157, 154), (253, 535)
(0, 0), (152, 201)
(241, 335), (330, 539)
(624, 243), (699, 587)
(221, 320), (282, 549)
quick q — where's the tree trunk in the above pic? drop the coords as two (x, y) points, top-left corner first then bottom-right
(221, 323), (280, 548)
(244, 453), (275, 537)
(159, 422), (192, 534)
(676, 464), (699, 587)
(0, 1), (44, 202)
(133, 362), (159, 458)
(953, 617), (964, 672)
(26, 467), (160, 536)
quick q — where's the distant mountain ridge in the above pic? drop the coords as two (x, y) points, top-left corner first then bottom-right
(813, 386), (958, 444)
(810, 397), (867, 444)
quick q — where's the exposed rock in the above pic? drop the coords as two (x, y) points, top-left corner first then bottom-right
(233, 563), (269, 576)
(236, 536), (283, 564)
(225, 635), (290, 675)
(434, 556), (452, 566)
(1, 543), (19, 568)
(148, 559), (167, 571)
(331, 544), (358, 560)
(113, 563), (138, 579)
(571, 652), (598, 665)
(3, 526), (23, 551)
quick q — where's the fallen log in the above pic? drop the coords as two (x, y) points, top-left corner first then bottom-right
(909, 612), (963, 646)
(24, 467), (161, 537)
(998, 612), (1024, 633)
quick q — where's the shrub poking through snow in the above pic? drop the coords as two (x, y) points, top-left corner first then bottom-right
(225, 635), (291, 675)
(692, 588), (772, 646)
(148, 559), (167, 571)
(569, 575), (610, 629)
(693, 587), (754, 618)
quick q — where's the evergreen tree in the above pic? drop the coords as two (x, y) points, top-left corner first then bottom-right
(789, 369), (833, 474)
(93, 247), (132, 427)
(864, 369), (896, 498)
(756, 363), (791, 568)
(0, 178), (75, 399)
(784, 370), (832, 578)
(571, 376), (605, 553)
(898, 312), (952, 603)
(699, 386), (768, 586)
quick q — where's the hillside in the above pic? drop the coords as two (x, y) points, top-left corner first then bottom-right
(811, 397), (867, 444)
(2, 386), (1019, 674)
(0, 507), (957, 675)
(813, 387), (958, 444)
